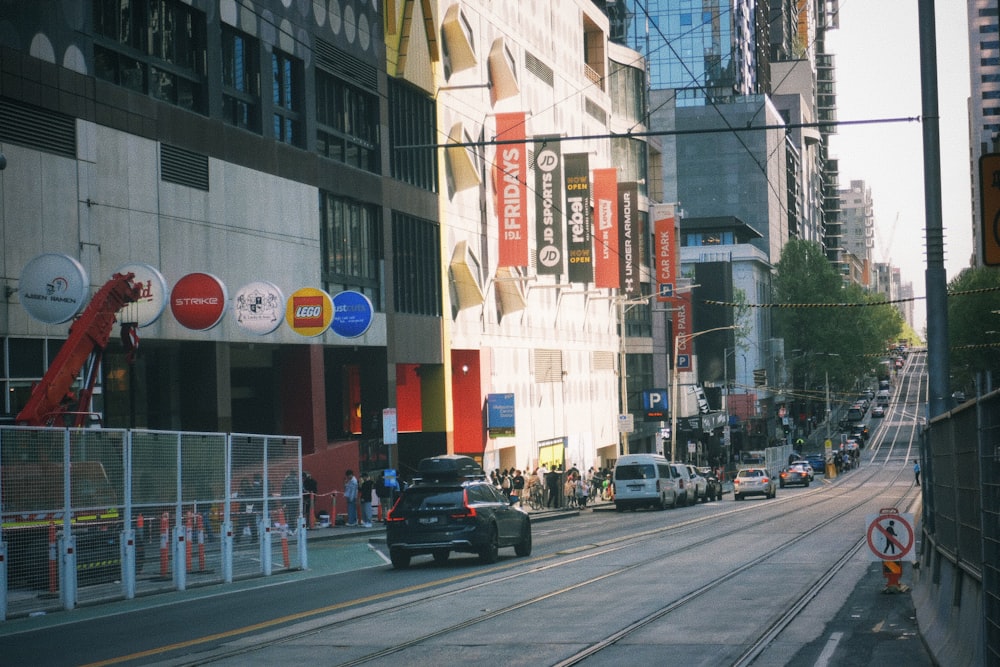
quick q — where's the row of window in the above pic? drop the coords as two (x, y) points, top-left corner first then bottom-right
(93, 0), (437, 188)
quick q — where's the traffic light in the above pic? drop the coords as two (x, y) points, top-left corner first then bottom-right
(753, 369), (767, 386)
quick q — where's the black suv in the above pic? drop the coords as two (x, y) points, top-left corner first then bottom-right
(385, 455), (532, 569)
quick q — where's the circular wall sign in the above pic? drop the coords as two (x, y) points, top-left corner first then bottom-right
(233, 281), (285, 335)
(18, 253), (89, 324)
(285, 287), (334, 337)
(170, 272), (228, 330)
(331, 290), (374, 338)
(114, 263), (168, 327)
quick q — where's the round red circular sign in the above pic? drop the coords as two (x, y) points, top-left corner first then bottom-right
(170, 272), (227, 330)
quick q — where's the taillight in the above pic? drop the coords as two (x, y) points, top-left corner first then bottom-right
(762, 477), (769, 483)
(449, 489), (477, 519)
(385, 498), (404, 522)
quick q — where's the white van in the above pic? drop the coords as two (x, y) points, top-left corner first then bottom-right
(613, 454), (682, 511)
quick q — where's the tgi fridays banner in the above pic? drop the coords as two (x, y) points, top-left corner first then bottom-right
(618, 181), (640, 298)
(534, 138), (564, 276)
(592, 168), (619, 290)
(653, 203), (677, 302)
(494, 112), (528, 267)
(564, 153), (593, 283)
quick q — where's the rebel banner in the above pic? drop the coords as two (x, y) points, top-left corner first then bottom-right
(534, 138), (564, 276)
(592, 168), (620, 289)
(653, 203), (677, 302)
(494, 112), (528, 267)
(618, 181), (640, 298)
(564, 153), (593, 283)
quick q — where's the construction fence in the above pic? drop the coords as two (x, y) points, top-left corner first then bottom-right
(0, 426), (305, 621)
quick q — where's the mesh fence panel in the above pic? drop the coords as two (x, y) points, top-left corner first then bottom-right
(2, 427), (303, 619)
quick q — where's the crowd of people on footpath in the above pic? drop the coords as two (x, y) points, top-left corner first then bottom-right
(491, 465), (614, 510)
(832, 447), (860, 473)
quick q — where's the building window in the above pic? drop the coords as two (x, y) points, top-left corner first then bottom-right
(93, 0), (207, 113)
(392, 213), (442, 316)
(272, 50), (303, 147)
(221, 26), (260, 133)
(388, 80), (438, 191)
(316, 70), (380, 172)
(320, 194), (383, 310)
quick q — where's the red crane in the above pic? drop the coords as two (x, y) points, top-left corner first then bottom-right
(15, 272), (142, 427)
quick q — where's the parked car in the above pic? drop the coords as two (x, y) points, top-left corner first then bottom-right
(613, 454), (682, 511)
(780, 464), (811, 488)
(683, 464), (709, 503)
(804, 454), (826, 475)
(696, 466), (724, 501)
(385, 455), (532, 568)
(733, 467), (776, 500)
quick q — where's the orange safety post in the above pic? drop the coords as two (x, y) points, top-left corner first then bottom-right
(277, 508), (290, 568)
(136, 513), (144, 542)
(196, 512), (206, 572)
(159, 512), (169, 577)
(48, 521), (57, 593)
(184, 511), (193, 573)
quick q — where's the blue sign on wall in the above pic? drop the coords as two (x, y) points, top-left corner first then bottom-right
(487, 393), (516, 436)
(330, 290), (374, 338)
(643, 388), (669, 420)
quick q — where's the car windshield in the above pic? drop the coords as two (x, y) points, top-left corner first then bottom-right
(738, 470), (762, 478)
(616, 464), (656, 481)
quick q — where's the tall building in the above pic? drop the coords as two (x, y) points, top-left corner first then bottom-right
(839, 179), (874, 286)
(968, 0), (1000, 267)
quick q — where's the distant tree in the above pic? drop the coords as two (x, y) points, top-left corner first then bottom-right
(948, 266), (1000, 394)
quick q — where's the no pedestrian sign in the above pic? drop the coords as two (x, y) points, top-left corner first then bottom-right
(865, 512), (915, 562)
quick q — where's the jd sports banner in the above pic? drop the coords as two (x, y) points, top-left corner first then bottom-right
(564, 153), (593, 283)
(534, 138), (564, 276)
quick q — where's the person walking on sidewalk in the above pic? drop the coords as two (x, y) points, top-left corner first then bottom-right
(913, 460), (920, 485)
(359, 472), (374, 527)
(344, 470), (359, 526)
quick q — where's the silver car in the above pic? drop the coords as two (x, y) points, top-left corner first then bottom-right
(733, 467), (776, 501)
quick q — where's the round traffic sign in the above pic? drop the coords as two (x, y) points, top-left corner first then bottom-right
(866, 512), (914, 561)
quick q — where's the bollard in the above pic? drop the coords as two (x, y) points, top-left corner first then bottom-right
(196, 513), (206, 572)
(278, 508), (290, 568)
(159, 512), (169, 577)
(47, 521), (57, 593)
(136, 513), (145, 542)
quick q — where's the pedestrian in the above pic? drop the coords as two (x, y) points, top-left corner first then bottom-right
(913, 460), (920, 485)
(302, 471), (318, 528)
(575, 473), (589, 508)
(545, 465), (561, 508)
(281, 470), (299, 526)
(359, 472), (374, 527)
(511, 469), (525, 506)
(500, 468), (512, 500)
(375, 472), (390, 521)
(344, 469), (359, 526)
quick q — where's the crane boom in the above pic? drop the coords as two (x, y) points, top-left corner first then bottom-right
(15, 272), (141, 427)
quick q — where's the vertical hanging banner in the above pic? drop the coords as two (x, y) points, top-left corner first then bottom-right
(534, 138), (564, 277)
(564, 153), (593, 283)
(618, 181), (640, 298)
(494, 112), (528, 267)
(592, 168), (620, 289)
(653, 203), (677, 302)
(673, 288), (694, 373)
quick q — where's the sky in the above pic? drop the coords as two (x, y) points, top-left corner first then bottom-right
(827, 0), (973, 337)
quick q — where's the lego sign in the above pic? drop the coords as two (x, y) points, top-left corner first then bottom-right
(285, 287), (334, 337)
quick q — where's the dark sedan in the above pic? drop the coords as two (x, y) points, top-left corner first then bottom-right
(779, 464), (811, 488)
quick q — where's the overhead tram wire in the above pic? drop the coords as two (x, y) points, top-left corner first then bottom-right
(395, 116), (919, 152)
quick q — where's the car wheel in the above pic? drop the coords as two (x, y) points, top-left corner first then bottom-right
(514, 524), (532, 557)
(432, 549), (450, 564)
(804, 480), (810, 487)
(479, 525), (500, 564)
(780, 481), (785, 488)
(717, 490), (723, 501)
(390, 549), (411, 569)
(734, 493), (742, 501)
